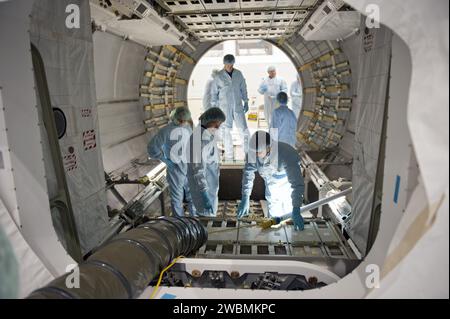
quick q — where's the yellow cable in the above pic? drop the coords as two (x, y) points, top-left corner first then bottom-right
(149, 256), (184, 299)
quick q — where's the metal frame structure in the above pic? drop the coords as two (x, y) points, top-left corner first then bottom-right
(155, 0), (321, 41)
(301, 151), (352, 227)
(141, 45), (194, 131)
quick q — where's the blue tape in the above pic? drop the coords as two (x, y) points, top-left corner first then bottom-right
(393, 175), (401, 204)
(160, 293), (177, 299)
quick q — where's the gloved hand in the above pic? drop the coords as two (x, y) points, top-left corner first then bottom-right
(260, 83), (268, 92)
(292, 207), (304, 231)
(201, 191), (214, 215)
(243, 101), (249, 113)
(259, 216), (281, 229)
(237, 196), (250, 218)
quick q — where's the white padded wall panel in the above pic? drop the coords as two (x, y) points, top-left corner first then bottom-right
(92, 30), (151, 209)
(93, 31), (147, 101)
(93, 31), (148, 170)
(97, 101), (145, 148)
(115, 38), (148, 99)
(92, 31), (122, 101)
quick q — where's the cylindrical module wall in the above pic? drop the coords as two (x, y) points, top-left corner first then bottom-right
(144, 36), (353, 153)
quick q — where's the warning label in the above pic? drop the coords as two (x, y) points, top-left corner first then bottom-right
(63, 146), (77, 171)
(83, 130), (97, 150)
(81, 108), (92, 117)
(363, 27), (375, 53)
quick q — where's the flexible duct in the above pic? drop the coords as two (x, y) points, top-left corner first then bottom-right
(27, 217), (207, 299)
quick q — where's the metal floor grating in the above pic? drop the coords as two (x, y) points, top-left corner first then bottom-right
(196, 200), (356, 259)
(215, 199), (267, 219)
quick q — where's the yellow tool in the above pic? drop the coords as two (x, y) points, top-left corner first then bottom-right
(207, 217), (281, 233)
(138, 176), (150, 185)
(256, 216), (292, 229)
(257, 218), (277, 229)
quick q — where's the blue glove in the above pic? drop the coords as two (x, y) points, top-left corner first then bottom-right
(260, 83), (268, 92)
(243, 101), (249, 113)
(237, 197), (250, 218)
(292, 207), (304, 231)
(201, 191), (214, 215)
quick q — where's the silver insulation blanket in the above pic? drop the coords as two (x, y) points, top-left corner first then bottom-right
(30, 0), (109, 253)
(347, 21), (392, 255)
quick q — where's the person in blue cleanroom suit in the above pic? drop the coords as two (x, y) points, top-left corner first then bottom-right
(270, 92), (298, 148)
(210, 54), (249, 161)
(186, 107), (226, 216)
(147, 106), (195, 217)
(236, 131), (305, 230)
(290, 74), (303, 119)
(202, 69), (220, 112)
(258, 65), (288, 124)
